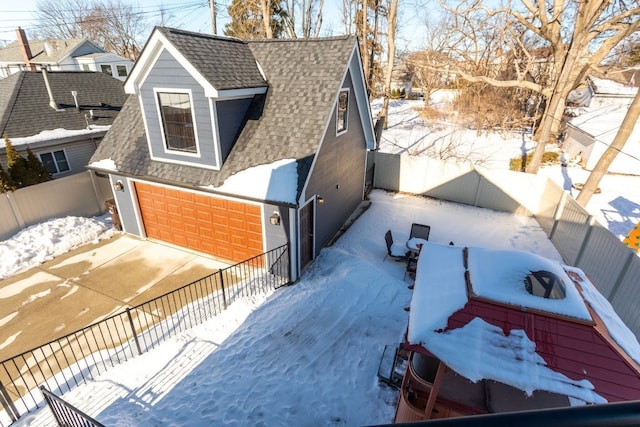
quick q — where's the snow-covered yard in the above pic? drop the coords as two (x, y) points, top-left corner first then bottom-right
(13, 190), (569, 426)
(3, 99), (639, 426)
(373, 97), (640, 241)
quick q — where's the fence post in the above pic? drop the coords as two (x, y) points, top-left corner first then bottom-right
(607, 251), (636, 301)
(573, 216), (594, 267)
(219, 271), (227, 309)
(0, 381), (20, 422)
(88, 170), (105, 214)
(5, 192), (26, 230)
(125, 309), (143, 356)
(549, 191), (567, 240)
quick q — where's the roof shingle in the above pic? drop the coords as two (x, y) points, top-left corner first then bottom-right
(0, 71), (127, 138)
(90, 29), (357, 203)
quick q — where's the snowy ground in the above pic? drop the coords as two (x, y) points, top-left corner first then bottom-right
(13, 190), (565, 427)
(0, 215), (116, 280)
(3, 99), (639, 425)
(372, 96), (640, 240)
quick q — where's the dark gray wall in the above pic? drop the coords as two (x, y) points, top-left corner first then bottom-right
(216, 98), (253, 163)
(305, 71), (367, 252)
(139, 48), (218, 168)
(263, 203), (289, 251)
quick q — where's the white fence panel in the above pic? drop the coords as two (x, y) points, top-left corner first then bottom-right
(0, 172), (109, 241)
(574, 221), (634, 298)
(610, 257), (640, 339)
(534, 180), (565, 235)
(550, 199), (591, 265)
(0, 195), (21, 240)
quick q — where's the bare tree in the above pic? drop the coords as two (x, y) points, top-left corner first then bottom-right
(281, 0), (324, 37)
(259, 0), (274, 38)
(379, 0), (398, 129)
(435, 0), (640, 173)
(341, 0), (356, 34)
(35, 0), (149, 60)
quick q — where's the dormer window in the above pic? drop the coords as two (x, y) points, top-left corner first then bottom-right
(524, 270), (566, 299)
(157, 91), (197, 153)
(336, 89), (349, 135)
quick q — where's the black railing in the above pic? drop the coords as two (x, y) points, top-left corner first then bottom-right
(40, 386), (105, 427)
(0, 245), (290, 426)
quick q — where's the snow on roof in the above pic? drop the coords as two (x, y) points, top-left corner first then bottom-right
(2, 126), (111, 148)
(202, 158), (298, 204)
(424, 316), (606, 404)
(566, 266), (640, 366)
(567, 105), (640, 143)
(406, 242), (628, 404)
(591, 77), (638, 96)
(467, 247), (591, 321)
(88, 158), (117, 171)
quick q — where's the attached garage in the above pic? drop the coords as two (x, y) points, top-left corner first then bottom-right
(135, 182), (264, 262)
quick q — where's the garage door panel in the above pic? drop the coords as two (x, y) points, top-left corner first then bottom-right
(135, 182), (263, 262)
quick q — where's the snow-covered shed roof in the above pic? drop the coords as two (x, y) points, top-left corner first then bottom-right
(407, 242), (640, 404)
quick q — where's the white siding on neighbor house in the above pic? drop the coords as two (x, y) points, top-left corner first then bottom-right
(563, 126), (596, 165)
(139, 48), (219, 169)
(564, 124), (640, 175)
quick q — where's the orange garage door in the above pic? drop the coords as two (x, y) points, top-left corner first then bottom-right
(135, 182), (263, 262)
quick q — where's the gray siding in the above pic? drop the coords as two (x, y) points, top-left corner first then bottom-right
(263, 203), (289, 251)
(306, 71), (367, 252)
(110, 174), (142, 236)
(216, 98), (253, 162)
(139, 48), (218, 168)
(0, 138), (100, 178)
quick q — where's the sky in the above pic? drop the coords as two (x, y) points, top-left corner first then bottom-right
(0, 0), (429, 51)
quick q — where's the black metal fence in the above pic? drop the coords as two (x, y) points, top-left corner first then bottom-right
(40, 386), (105, 427)
(0, 245), (290, 426)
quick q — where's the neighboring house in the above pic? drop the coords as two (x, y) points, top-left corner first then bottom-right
(0, 70), (127, 177)
(567, 76), (638, 112)
(563, 104), (640, 175)
(87, 27), (375, 278)
(0, 28), (133, 81)
(588, 77), (638, 109)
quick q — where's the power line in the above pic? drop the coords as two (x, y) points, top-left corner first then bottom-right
(0, 1), (209, 34)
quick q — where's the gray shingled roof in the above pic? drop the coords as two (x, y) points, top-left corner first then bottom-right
(0, 71), (127, 138)
(90, 32), (357, 203)
(157, 27), (267, 91)
(0, 39), (94, 64)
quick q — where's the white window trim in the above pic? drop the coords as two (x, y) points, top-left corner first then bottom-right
(153, 87), (202, 158)
(39, 149), (70, 174)
(336, 88), (350, 136)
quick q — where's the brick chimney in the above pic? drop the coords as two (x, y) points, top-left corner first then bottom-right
(16, 27), (36, 71)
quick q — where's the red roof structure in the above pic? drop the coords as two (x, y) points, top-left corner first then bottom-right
(394, 243), (640, 422)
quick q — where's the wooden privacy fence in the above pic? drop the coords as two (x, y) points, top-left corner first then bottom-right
(0, 171), (113, 241)
(0, 245), (290, 427)
(370, 151), (640, 340)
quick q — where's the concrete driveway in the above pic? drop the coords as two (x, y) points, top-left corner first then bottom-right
(0, 235), (230, 362)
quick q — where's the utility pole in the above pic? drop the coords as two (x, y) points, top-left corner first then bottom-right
(209, 0), (217, 35)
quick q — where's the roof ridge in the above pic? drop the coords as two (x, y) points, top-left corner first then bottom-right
(156, 26), (246, 44)
(248, 35), (355, 44)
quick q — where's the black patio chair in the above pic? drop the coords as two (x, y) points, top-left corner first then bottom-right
(385, 230), (410, 261)
(410, 223), (431, 241)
